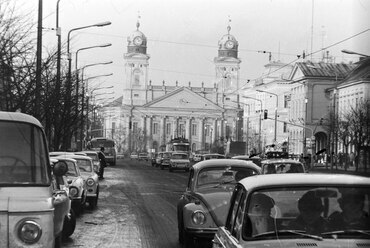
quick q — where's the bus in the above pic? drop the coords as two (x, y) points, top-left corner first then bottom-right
(87, 137), (117, 166)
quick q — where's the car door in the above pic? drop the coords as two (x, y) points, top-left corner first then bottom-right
(213, 185), (246, 248)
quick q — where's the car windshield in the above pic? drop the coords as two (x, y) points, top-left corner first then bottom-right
(163, 153), (171, 158)
(0, 121), (50, 185)
(85, 153), (99, 161)
(65, 161), (79, 177)
(76, 159), (92, 172)
(243, 186), (370, 240)
(196, 167), (258, 188)
(172, 154), (188, 159)
(262, 162), (304, 174)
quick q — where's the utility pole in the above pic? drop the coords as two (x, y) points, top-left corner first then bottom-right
(35, 0), (42, 119)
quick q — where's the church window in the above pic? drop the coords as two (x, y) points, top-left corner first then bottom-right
(134, 74), (140, 85)
(166, 123), (172, 135)
(133, 122), (138, 132)
(153, 123), (159, 135)
(191, 124), (197, 136)
(134, 94), (139, 97)
(179, 124), (185, 137)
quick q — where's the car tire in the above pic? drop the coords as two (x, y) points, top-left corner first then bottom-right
(160, 164), (164, 170)
(63, 208), (76, 238)
(183, 228), (194, 248)
(89, 187), (99, 209)
(54, 234), (62, 248)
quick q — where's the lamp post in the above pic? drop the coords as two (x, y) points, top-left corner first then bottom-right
(257, 90), (278, 143)
(242, 96), (263, 153)
(65, 21), (111, 149)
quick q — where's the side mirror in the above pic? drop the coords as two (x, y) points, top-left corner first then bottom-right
(53, 161), (68, 176)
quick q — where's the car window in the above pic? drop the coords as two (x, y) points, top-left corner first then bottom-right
(0, 121), (49, 184)
(172, 154), (188, 159)
(196, 167), (258, 188)
(65, 161), (78, 176)
(242, 186), (370, 239)
(76, 159), (92, 172)
(262, 162), (304, 174)
(227, 185), (246, 239)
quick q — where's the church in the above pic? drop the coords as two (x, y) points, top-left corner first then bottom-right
(101, 20), (245, 154)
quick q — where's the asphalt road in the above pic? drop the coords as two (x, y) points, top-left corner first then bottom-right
(62, 158), (189, 248)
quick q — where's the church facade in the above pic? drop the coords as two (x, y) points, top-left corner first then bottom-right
(101, 21), (245, 154)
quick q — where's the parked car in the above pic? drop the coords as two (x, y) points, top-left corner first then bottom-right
(232, 155), (262, 167)
(130, 152), (138, 160)
(213, 173), (370, 248)
(54, 156), (87, 215)
(49, 151), (73, 157)
(79, 150), (101, 174)
(193, 154), (202, 162)
(64, 154), (100, 209)
(160, 152), (172, 170)
(169, 152), (191, 172)
(0, 111), (71, 247)
(156, 152), (165, 166)
(177, 159), (261, 247)
(138, 152), (149, 161)
(200, 153), (226, 161)
(260, 158), (305, 174)
(50, 158), (76, 239)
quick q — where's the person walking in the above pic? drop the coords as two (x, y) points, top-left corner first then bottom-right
(98, 147), (107, 179)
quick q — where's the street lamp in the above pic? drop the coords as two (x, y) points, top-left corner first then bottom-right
(341, 49), (369, 57)
(64, 21), (111, 149)
(256, 90), (278, 143)
(242, 96), (263, 153)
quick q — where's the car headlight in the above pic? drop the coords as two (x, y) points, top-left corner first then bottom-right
(18, 220), (42, 244)
(86, 178), (95, 187)
(191, 210), (206, 225)
(69, 186), (79, 197)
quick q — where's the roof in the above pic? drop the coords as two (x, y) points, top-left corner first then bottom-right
(239, 173), (370, 190)
(58, 154), (93, 161)
(193, 159), (261, 172)
(0, 111), (42, 128)
(261, 159), (303, 164)
(296, 62), (356, 79)
(339, 56), (370, 85)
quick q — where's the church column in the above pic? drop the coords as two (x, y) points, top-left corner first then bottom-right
(148, 116), (153, 151)
(186, 118), (192, 144)
(212, 119), (217, 146)
(199, 118), (205, 150)
(141, 115), (147, 151)
(160, 116), (166, 147)
(127, 115), (132, 152)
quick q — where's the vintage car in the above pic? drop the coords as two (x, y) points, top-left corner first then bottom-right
(155, 152), (165, 166)
(130, 152), (139, 160)
(213, 173), (370, 248)
(169, 152), (191, 172)
(0, 111), (71, 247)
(151, 152), (158, 166)
(54, 156), (87, 215)
(177, 159), (261, 247)
(160, 151), (172, 170)
(49, 151), (73, 157)
(232, 155), (262, 167)
(63, 154), (100, 209)
(50, 158), (76, 238)
(138, 152), (149, 161)
(193, 154), (202, 162)
(79, 150), (101, 174)
(260, 158), (305, 174)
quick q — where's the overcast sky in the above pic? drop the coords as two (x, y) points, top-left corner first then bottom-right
(18, 0), (370, 100)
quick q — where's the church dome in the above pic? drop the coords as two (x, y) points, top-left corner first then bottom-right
(127, 21), (147, 54)
(217, 25), (238, 58)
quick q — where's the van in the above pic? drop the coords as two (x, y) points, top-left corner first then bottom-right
(0, 111), (71, 247)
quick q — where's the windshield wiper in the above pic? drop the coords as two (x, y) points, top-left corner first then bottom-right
(253, 230), (323, 241)
(322, 230), (370, 237)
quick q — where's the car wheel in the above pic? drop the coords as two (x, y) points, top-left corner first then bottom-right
(54, 234), (62, 248)
(160, 164), (164, 170)
(89, 187), (99, 209)
(62, 208), (76, 238)
(183, 228), (194, 248)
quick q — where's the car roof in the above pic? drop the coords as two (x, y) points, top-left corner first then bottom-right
(53, 156), (77, 163)
(239, 174), (370, 190)
(80, 150), (98, 155)
(58, 154), (93, 161)
(0, 111), (42, 128)
(261, 159), (303, 164)
(192, 159), (260, 171)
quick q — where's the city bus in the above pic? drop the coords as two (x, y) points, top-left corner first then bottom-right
(87, 137), (117, 166)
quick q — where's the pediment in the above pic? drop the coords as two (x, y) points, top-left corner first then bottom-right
(143, 87), (223, 111)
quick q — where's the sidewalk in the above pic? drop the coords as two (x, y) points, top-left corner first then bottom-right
(310, 162), (370, 177)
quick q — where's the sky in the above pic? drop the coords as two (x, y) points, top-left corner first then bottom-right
(15, 0), (370, 100)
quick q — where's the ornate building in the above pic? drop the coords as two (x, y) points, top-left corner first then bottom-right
(101, 21), (244, 154)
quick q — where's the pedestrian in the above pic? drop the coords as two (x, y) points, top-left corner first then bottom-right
(98, 147), (107, 179)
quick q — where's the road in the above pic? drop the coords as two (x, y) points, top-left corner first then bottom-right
(62, 158), (188, 248)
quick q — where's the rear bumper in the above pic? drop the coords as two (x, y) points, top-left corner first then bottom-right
(186, 227), (218, 239)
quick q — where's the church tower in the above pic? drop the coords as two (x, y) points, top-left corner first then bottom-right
(214, 21), (241, 107)
(123, 19), (150, 106)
